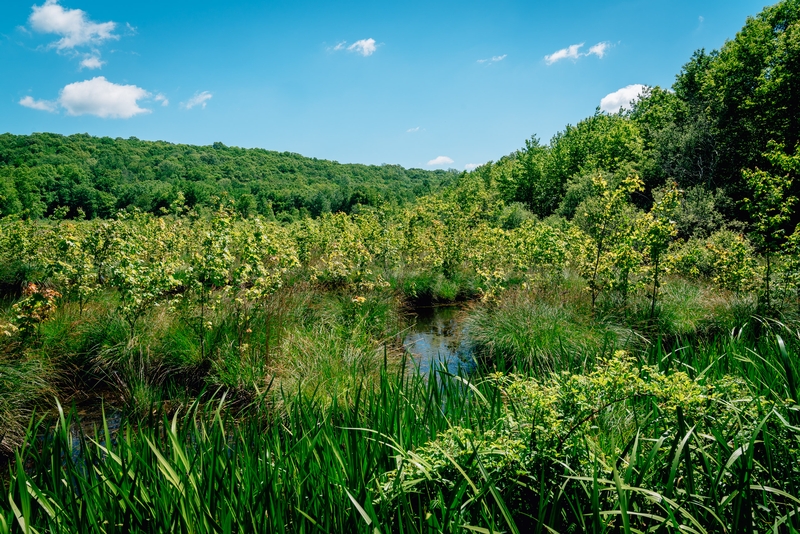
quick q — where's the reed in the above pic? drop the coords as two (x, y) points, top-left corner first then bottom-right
(3, 324), (799, 533)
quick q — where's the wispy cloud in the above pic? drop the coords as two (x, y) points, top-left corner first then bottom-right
(330, 38), (378, 56)
(695, 15), (705, 32)
(182, 91), (212, 110)
(477, 54), (507, 64)
(544, 43), (583, 64)
(19, 95), (57, 112)
(427, 156), (454, 166)
(154, 93), (169, 106)
(464, 163), (482, 171)
(348, 38), (377, 56)
(599, 84), (646, 113)
(586, 42), (609, 59)
(407, 126), (420, 133)
(544, 41), (611, 65)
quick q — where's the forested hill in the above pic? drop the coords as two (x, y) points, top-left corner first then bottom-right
(0, 133), (456, 220)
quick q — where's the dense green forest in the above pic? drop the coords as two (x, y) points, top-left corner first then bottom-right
(0, 133), (454, 220)
(1, 1), (800, 532)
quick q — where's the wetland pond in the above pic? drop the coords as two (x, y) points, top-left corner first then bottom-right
(12, 305), (477, 466)
(402, 305), (476, 375)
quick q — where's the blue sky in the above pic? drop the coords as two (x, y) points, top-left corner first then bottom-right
(1, 0), (770, 170)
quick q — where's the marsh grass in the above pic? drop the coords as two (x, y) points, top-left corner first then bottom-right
(3, 327), (800, 533)
(1, 365), (521, 534)
(468, 287), (629, 374)
(0, 282), (407, 422)
(0, 356), (53, 456)
(391, 269), (480, 304)
(273, 289), (404, 409)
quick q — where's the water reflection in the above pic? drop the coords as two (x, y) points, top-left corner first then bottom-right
(403, 305), (476, 375)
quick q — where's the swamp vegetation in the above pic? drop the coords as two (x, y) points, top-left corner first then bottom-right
(2, 1), (800, 531)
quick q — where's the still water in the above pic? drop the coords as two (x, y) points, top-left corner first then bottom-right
(402, 305), (476, 375)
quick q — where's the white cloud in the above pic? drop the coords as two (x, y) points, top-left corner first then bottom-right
(407, 126), (420, 133)
(154, 93), (169, 106)
(699, 15), (704, 23)
(599, 84), (646, 113)
(544, 41), (611, 65)
(586, 42), (609, 59)
(477, 54), (507, 64)
(464, 163), (482, 171)
(59, 76), (150, 118)
(544, 43), (584, 65)
(20, 77), (153, 118)
(329, 38), (378, 56)
(427, 156), (454, 166)
(19, 95), (57, 112)
(347, 38), (377, 56)
(79, 54), (104, 69)
(182, 91), (212, 110)
(29, 0), (118, 50)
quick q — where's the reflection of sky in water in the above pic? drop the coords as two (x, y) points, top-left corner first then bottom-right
(403, 306), (476, 375)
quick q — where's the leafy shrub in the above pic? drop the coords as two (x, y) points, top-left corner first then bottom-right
(668, 230), (759, 293)
(380, 353), (796, 530)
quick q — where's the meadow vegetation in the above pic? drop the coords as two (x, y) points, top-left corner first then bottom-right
(2, 1), (800, 531)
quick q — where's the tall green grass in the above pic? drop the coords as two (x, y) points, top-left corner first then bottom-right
(468, 287), (631, 374)
(0, 356), (53, 456)
(0, 283), (404, 422)
(3, 324), (799, 533)
(1, 365), (519, 533)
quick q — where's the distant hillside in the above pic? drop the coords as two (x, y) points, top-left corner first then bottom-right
(0, 133), (456, 220)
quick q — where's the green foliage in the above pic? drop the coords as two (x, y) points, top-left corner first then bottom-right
(4, 5), (800, 528)
(0, 133), (454, 221)
(547, 112), (645, 198)
(699, 1), (800, 193)
(628, 0), (800, 215)
(3, 329), (799, 533)
(468, 288), (620, 373)
(378, 346), (800, 532)
(0, 171), (799, 531)
(666, 229), (760, 296)
(639, 183), (681, 319)
(108, 214), (182, 336)
(742, 146), (797, 252)
(781, 223), (800, 299)
(0, 355), (53, 455)
(572, 173), (644, 311)
(11, 283), (60, 338)
(671, 185), (732, 239)
(743, 142), (798, 309)
(706, 230), (760, 293)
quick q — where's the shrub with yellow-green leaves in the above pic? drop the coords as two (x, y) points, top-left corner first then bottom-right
(706, 230), (760, 293)
(778, 223), (800, 303)
(666, 237), (716, 280)
(667, 229), (759, 294)
(380, 352), (789, 526)
(298, 212), (382, 290)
